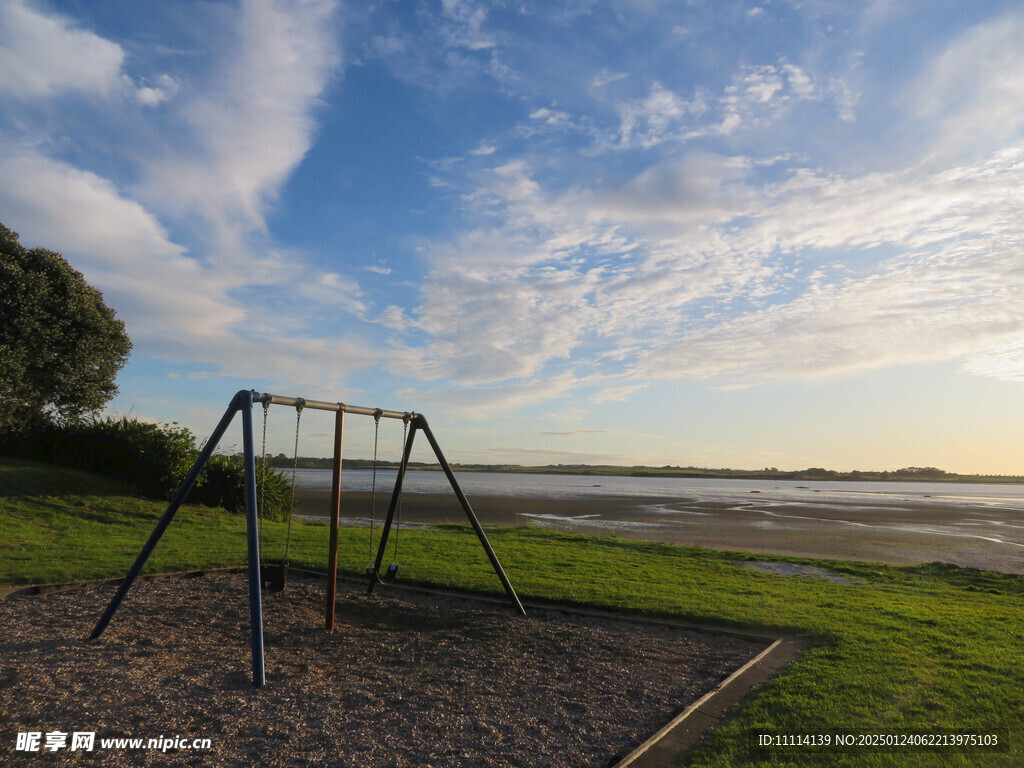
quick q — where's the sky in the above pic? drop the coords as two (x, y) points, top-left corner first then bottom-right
(2, 0), (1023, 473)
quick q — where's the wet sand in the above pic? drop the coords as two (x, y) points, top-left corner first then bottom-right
(296, 490), (1024, 575)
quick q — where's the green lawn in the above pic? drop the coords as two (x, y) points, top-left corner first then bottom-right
(2, 457), (1022, 766)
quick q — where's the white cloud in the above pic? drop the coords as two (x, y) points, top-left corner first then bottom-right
(297, 272), (367, 317)
(828, 77), (858, 121)
(389, 129), (1024, 408)
(615, 82), (705, 148)
(633, 147), (1024, 383)
(0, 150), (241, 345)
(962, 339), (1024, 382)
(0, 0), (358, 393)
(592, 70), (628, 88)
(640, 242), (1024, 383)
(0, 137), (379, 399)
(388, 258), (599, 384)
(609, 61), (823, 150)
(0, 0), (125, 99)
(719, 61), (819, 133)
(542, 428), (622, 435)
(378, 305), (411, 331)
(7, 0), (1020, 425)
(910, 8), (1024, 164)
(592, 385), (645, 403)
(440, 0), (494, 51)
(0, 151), (369, 387)
(141, 0), (341, 253)
(530, 107), (572, 126)
(395, 373), (579, 420)
(0, 151), (182, 263)
(132, 74), (181, 107)
(596, 152), (756, 224)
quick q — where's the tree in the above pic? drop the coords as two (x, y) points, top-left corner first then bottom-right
(0, 224), (131, 429)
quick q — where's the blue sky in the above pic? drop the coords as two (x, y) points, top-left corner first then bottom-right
(2, 0), (1023, 471)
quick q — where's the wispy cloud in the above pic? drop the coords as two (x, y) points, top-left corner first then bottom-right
(395, 373), (579, 419)
(542, 429), (622, 435)
(141, 0), (341, 254)
(385, 116), (1024, 404)
(0, 0), (382, 398)
(0, 0), (125, 99)
(634, 147), (1024, 382)
(909, 7), (1024, 165)
(962, 339), (1024, 382)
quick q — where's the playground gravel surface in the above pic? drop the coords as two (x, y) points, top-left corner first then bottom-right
(0, 572), (765, 767)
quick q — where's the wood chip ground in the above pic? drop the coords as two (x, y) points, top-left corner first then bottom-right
(1, 573), (765, 767)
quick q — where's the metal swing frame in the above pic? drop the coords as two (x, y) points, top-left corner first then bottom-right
(89, 389), (525, 689)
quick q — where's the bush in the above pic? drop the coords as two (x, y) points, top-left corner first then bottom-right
(2, 416), (197, 498)
(192, 455), (294, 522)
(0, 416), (296, 518)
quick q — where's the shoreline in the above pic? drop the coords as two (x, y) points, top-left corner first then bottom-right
(296, 489), (1024, 575)
(279, 464), (1024, 484)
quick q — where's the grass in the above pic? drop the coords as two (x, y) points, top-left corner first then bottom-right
(2, 457), (1023, 766)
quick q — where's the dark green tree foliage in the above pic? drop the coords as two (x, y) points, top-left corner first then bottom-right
(0, 224), (131, 429)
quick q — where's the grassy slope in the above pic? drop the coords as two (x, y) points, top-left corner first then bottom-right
(1, 457), (1022, 767)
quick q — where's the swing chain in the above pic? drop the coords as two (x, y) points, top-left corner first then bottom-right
(283, 399), (304, 566)
(368, 409), (382, 566)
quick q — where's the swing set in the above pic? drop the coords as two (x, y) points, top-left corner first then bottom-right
(89, 390), (525, 688)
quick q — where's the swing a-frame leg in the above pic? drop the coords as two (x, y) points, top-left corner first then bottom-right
(89, 390), (267, 688)
(366, 415), (526, 616)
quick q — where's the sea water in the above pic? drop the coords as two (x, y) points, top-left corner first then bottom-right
(292, 468), (1024, 512)
(289, 469), (1024, 571)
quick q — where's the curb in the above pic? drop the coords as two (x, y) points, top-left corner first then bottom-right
(609, 636), (807, 767)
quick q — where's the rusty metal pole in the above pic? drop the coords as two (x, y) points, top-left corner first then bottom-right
(325, 406), (344, 631)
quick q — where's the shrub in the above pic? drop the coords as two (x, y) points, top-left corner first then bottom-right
(192, 455), (294, 522)
(2, 416), (197, 498)
(0, 416), (295, 518)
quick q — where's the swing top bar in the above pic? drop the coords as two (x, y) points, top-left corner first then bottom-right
(254, 392), (416, 422)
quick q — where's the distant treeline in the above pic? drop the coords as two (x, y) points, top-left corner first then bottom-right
(261, 456), (1024, 483)
(265, 455), (433, 471)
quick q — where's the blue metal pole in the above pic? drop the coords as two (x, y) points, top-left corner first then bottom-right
(367, 421), (417, 593)
(240, 389), (266, 688)
(416, 415), (526, 615)
(89, 390), (248, 641)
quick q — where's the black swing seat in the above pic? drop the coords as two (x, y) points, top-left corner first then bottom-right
(260, 563), (287, 592)
(365, 563), (399, 586)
